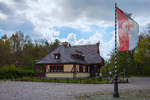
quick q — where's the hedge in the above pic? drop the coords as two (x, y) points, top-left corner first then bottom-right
(0, 64), (35, 79)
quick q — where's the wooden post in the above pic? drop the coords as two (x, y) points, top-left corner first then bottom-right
(43, 64), (46, 77)
(59, 64), (61, 72)
(73, 64), (76, 79)
(56, 64), (57, 72)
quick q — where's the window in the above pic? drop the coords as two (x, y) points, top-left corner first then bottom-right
(79, 65), (83, 72)
(54, 53), (60, 59)
(55, 55), (58, 59)
(94, 66), (97, 72)
(94, 66), (99, 72)
(50, 65), (53, 72)
(56, 65), (59, 72)
(60, 65), (64, 72)
(85, 66), (88, 72)
(72, 54), (84, 60)
(50, 65), (54, 72)
(49, 64), (64, 72)
(54, 65), (56, 72)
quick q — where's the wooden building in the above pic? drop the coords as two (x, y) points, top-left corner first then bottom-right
(35, 42), (104, 78)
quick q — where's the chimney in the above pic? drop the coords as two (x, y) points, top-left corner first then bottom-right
(96, 41), (100, 54)
(68, 43), (71, 48)
(62, 41), (68, 48)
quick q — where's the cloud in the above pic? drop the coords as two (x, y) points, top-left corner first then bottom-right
(55, 0), (114, 22)
(0, 13), (7, 20)
(0, 2), (13, 14)
(53, 31), (60, 37)
(58, 30), (114, 59)
(0, 0), (150, 59)
(0, 0), (36, 37)
(1, 0), (149, 36)
(66, 33), (77, 44)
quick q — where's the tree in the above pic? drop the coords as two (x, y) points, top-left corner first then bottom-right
(0, 32), (60, 69)
(106, 24), (150, 76)
(0, 35), (13, 66)
(107, 48), (138, 76)
(134, 36), (150, 75)
(10, 31), (27, 60)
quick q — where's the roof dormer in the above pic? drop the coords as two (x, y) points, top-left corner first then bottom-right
(54, 53), (60, 59)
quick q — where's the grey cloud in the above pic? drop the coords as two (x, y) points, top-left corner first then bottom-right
(53, 0), (150, 23)
(0, 2), (14, 14)
(117, 0), (150, 17)
(0, 0), (150, 39)
(0, 0), (36, 37)
(13, 0), (26, 3)
(13, 0), (28, 10)
(0, 14), (35, 37)
(55, 0), (114, 22)
(0, 0), (28, 16)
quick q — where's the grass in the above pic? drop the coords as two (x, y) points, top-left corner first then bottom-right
(12, 77), (111, 84)
(0, 76), (129, 84)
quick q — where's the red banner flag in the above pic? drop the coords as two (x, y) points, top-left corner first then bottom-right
(117, 8), (139, 51)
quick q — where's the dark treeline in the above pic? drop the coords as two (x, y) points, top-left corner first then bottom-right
(104, 25), (150, 76)
(0, 31), (60, 69)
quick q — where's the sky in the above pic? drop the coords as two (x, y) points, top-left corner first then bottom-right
(0, 0), (150, 60)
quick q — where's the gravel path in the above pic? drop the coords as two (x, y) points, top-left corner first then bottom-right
(0, 77), (150, 100)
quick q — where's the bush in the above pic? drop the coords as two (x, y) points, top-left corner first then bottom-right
(0, 64), (35, 79)
(17, 69), (35, 77)
(0, 64), (18, 79)
(13, 77), (112, 84)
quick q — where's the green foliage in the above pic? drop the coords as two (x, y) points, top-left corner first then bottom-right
(0, 64), (35, 79)
(0, 37), (14, 66)
(134, 36), (150, 76)
(117, 51), (135, 75)
(0, 31), (60, 69)
(0, 31), (60, 79)
(134, 37), (150, 64)
(0, 64), (19, 79)
(14, 77), (110, 84)
(106, 27), (150, 76)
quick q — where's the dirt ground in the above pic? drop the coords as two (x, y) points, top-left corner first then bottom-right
(0, 77), (150, 100)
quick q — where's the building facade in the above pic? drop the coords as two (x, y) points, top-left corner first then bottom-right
(35, 42), (104, 78)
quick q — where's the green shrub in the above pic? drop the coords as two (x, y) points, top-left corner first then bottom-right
(13, 77), (112, 84)
(0, 64), (18, 79)
(0, 64), (35, 79)
(17, 69), (35, 77)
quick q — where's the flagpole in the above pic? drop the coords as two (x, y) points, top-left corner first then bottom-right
(113, 2), (119, 98)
